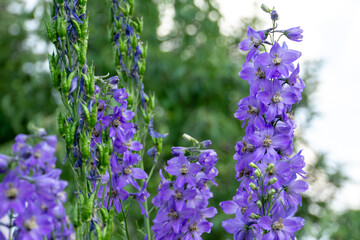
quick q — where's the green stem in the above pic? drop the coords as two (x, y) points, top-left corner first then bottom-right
(120, 199), (131, 240)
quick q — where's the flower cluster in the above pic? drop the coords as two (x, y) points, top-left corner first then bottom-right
(221, 6), (308, 239)
(0, 131), (73, 239)
(152, 136), (218, 240)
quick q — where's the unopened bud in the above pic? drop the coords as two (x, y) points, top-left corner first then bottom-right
(249, 182), (258, 191)
(261, 4), (271, 13)
(250, 213), (261, 219)
(268, 188), (276, 196)
(266, 163), (274, 172)
(182, 134), (199, 145)
(256, 200), (262, 208)
(249, 162), (259, 169)
(271, 10), (279, 21)
(254, 169), (261, 178)
(268, 177), (277, 185)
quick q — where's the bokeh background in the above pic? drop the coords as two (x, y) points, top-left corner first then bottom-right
(0, 0), (358, 239)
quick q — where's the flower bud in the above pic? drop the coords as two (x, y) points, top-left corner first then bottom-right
(249, 182), (258, 191)
(200, 140), (212, 148)
(182, 134), (199, 145)
(256, 200), (262, 208)
(266, 163), (274, 172)
(254, 169), (261, 178)
(268, 188), (276, 196)
(249, 162), (259, 169)
(171, 147), (187, 156)
(261, 4), (271, 13)
(249, 213), (261, 219)
(271, 10), (279, 21)
(131, 35), (138, 49)
(268, 177), (277, 185)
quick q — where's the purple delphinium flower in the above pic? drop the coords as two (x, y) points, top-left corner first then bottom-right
(223, 8), (307, 239)
(153, 141), (218, 240)
(282, 27), (303, 42)
(222, 210), (260, 240)
(258, 205), (304, 240)
(0, 171), (34, 217)
(234, 96), (266, 129)
(256, 42), (301, 79)
(13, 203), (52, 239)
(239, 26), (265, 62)
(256, 79), (298, 121)
(166, 153), (202, 188)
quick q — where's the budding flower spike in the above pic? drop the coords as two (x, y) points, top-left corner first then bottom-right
(221, 6), (308, 239)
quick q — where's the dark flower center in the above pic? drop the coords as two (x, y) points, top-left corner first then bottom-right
(241, 142), (255, 153)
(180, 164), (188, 175)
(93, 129), (100, 137)
(168, 209), (179, 219)
(247, 105), (259, 115)
(241, 207), (247, 214)
(272, 218), (284, 231)
(272, 92), (283, 103)
(124, 166), (132, 175)
(112, 117), (121, 127)
(272, 54), (282, 65)
(263, 134), (272, 147)
(34, 151), (41, 159)
(6, 184), (18, 200)
(255, 67), (265, 79)
(97, 102), (104, 112)
(251, 37), (261, 48)
(189, 222), (199, 232)
(174, 190), (182, 200)
(24, 216), (38, 231)
(239, 168), (251, 178)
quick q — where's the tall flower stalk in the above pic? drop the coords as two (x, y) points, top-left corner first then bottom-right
(46, 0), (154, 239)
(221, 5), (308, 239)
(107, 0), (167, 239)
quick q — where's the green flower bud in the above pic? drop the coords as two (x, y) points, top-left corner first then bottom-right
(131, 35), (138, 49)
(249, 162), (259, 169)
(182, 134), (199, 145)
(256, 200), (262, 208)
(79, 132), (90, 159)
(100, 207), (108, 223)
(81, 17), (89, 40)
(70, 121), (78, 147)
(268, 188), (276, 196)
(138, 60), (146, 76)
(57, 17), (67, 40)
(71, 19), (81, 38)
(261, 4), (271, 13)
(249, 213), (261, 219)
(120, 39), (127, 55)
(89, 102), (97, 129)
(268, 177), (277, 185)
(57, 111), (65, 137)
(254, 169), (261, 178)
(249, 182), (258, 191)
(266, 163), (274, 172)
(141, 44), (147, 59)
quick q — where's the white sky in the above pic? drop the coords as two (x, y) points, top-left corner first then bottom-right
(216, 0), (360, 211)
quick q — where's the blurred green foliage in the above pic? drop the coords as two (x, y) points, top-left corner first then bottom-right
(0, 0), (349, 239)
